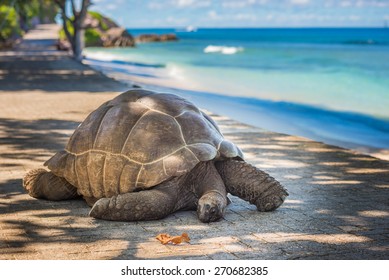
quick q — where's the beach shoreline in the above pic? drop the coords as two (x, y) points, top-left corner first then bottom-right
(81, 26), (389, 162)
(83, 56), (389, 162)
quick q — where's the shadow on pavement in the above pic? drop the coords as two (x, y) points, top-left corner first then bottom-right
(0, 53), (125, 93)
(0, 118), (79, 168)
(1, 122), (388, 259)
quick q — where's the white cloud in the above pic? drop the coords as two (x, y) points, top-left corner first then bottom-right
(323, 0), (334, 8)
(167, 16), (175, 22)
(149, 0), (211, 9)
(354, 0), (364, 7)
(91, 0), (124, 4)
(208, 10), (220, 20)
(349, 15), (361, 21)
(337, 0), (389, 8)
(166, 16), (188, 24)
(290, 0), (310, 5)
(208, 10), (217, 17)
(222, 1), (248, 8)
(176, 0), (194, 6)
(106, 4), (117, 10)
(148, 2), (164, 9)
(222, 0), (268, 8)
(172, 0), (211, 7)
(370, 0), (389, 7)
(340, 1), (352, 7)
(234, 13), (257, 21)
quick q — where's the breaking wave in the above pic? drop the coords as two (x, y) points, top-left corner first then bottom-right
(203, 45), (244, 55)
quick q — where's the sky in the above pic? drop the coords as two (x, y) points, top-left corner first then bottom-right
(90, 0), (389, 28)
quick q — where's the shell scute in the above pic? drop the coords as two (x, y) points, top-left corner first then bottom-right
(162, 147), (200, 178)
(74, 153), (91, 196)
(120, 111), (185, 163)
(119, 161), (142, 193)
(176, 111), (223, 146)
(137, 93), (200, 116)
(93, 102), (149, 153)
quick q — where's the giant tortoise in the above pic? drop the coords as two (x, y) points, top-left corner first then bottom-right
(23, 89), (288, 222)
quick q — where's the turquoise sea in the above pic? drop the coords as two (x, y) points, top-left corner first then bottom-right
(83, 28), (389, 154)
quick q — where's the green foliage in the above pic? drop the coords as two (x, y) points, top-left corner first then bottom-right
(59, 20), (102, 46)
(85, 28), (101, 46)
(88, 11), (109, 31)
(19, 0), (40, 20)
(59, 11), (113, 45)
(59, 19), (74, 40)
(0, 0), (57, 41)
(0, 5), (22, 41)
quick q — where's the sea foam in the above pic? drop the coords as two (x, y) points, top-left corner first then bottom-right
(203, 45), (244, 55)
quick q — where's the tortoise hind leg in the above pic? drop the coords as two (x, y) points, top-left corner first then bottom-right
(89, 182), (179, 221)
(23, 168), (79, 201)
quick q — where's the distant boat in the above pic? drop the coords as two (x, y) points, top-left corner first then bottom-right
(185, 25), (197, 32)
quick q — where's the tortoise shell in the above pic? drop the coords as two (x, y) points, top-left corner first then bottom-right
(45, 90), (243, 199)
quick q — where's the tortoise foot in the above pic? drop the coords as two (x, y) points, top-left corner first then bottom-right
(89, 198), (111, 219)
(255, 192), (288, 212)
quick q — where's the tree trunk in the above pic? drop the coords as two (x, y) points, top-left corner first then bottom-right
(71, 0), (89, 61)
(73, 28), (85, 61)
(55, 0), (90, 61)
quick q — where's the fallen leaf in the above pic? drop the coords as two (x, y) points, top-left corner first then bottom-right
(156, 232), (190, 245)
(156, 233), (171, 244)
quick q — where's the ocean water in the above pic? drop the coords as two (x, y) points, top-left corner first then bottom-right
(83, 28), (389, 154)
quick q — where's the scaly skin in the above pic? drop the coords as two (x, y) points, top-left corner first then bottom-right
(188, 161), (227, 222)
(89, 183), (179, 221)
(215, 160), (288, 211)
(89, 161), (228, 222)
(23, 160), (287, 221)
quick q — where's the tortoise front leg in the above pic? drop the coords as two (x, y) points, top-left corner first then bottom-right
(89, 183), (179, 221)
(189, 161), (228, 223)
(215, 160), (288, 212)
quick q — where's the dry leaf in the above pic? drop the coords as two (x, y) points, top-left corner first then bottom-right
(156, 232), (190, 245)
(156, 233), (171, 244)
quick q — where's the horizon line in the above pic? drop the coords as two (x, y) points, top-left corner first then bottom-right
(125, 26), (389, 29)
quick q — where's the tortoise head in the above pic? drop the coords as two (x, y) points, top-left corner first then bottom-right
(197, 191), (227, 223)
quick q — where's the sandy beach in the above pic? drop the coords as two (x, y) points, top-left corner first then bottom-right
(0, 24), (388, 260)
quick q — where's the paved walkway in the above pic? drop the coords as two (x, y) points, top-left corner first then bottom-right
(0, 25), (388, 260)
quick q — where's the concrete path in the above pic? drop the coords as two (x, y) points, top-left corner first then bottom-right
(0, 25), (388, 260)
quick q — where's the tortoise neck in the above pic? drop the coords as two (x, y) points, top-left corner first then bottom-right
(184, 161), (227, 199)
